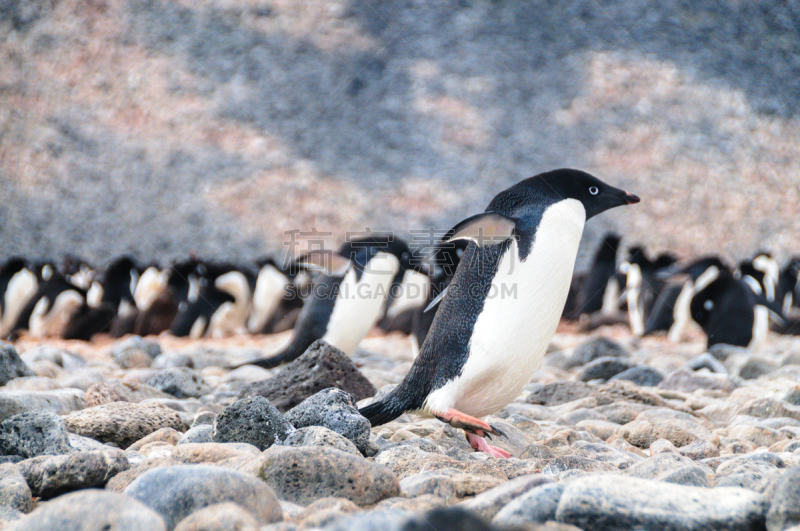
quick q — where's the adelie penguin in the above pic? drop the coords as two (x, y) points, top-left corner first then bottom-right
(359, 169), (639, 457)
(233, 235), (427, 369)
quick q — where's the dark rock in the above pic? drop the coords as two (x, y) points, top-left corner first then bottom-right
(610, 365), (664, 386)
(237, 341), (376, 412)
(17, 448), (129, 499)
(0, 463), (32, 513)
(578, 357), (638, 382)
(767, 466), (800, 531)
(62, 402), (186, 448)
(173, 502), (259, 531)
(0, 343), (34, 386)
(124, 465), (282, 531)
(212, 397), (293, 451)
(525, 381), (593, 407)
(8, 489), (166, 531)
(246, 446), (399, 506)
(147, 368), (212, 399)
(493, 482), (566, 526)
(732, 356), (777, 380)
(556, 475), (768, 530)
(571, 337), (629, 366)
(402, 506), (496, 531)
(595, 380), (668, 406)
(0, 389), (85, 422)
(709, 344), (749, 361)
(284, 388), (370, 454)
(280, 426), (360, 456)
(0, 411), (72, 458)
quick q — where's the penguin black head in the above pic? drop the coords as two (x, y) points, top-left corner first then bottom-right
(529, 168), (640, 220)
(338, 235), (428, 275)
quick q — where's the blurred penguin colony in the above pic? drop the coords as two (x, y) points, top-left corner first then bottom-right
(0, 232), (798, 355)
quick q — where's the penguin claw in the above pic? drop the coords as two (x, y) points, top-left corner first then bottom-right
(434, 408), (502, 438)
(489, 424), (506, 438)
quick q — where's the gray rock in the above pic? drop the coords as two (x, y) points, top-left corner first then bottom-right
(0, 411), (72, 458)
(525, 381), (593, 407)
(493, 482), (566, 526)
(0, 506), (23, 527)
(556, 474), (768, 530)
(571, 337), (629, 366)
(659, 367), (736, 393)
(178, 424), (214, 445)
(17, 448), (129, 499)
(8, 489), (166, 531)
(685, 353), (728, 373)
(462, 473), (555, 520)
(62, 402), (186, 448)
(191, 411), (217, 427)
(659, 464), (714, 487)
(284, 388), (370, 454)
(767, 466), (800, 531)
(246, 446), (399, 506)
(0, 389), (85, 422)
(212, 396), (293, 451)
(709, 344), (749, 361)
(173, 502), (260, 531)
(610, 365), (664, 386)
(147, 368), (212, 399)
(399, 471), (456, 499)
(0, 344), (34, 386)
(625, 452), (697, 479)
(0, 463), (32, 513)
(320, 509), (410, 531)
(124, 465), (282, 531)
(68, 433), (108, 452)
(238, 340), (376, 412)
(738, 398), (800, 422)
(578, 357), (637, 382)
(110, 336), (162, 359)
(3, 376), (61, 391)
(280, 426), (360, 456)
(402, 506), (499, 531)
(57, 368), (107, 391)
(152, 352), (194, 370)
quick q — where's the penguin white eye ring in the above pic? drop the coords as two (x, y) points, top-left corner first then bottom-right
(589, 186), (599, 195)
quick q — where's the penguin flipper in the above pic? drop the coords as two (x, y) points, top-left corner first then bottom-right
(445, 212), (516, 247)
(359, 398), (408, 427)
(294, 251), (352, 277)
(423, 286), (448, 313)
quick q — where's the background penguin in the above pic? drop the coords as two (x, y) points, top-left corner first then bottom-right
(623, 248), (678, 335)
(12, 268), (86, 338)
(62, 255), (140, 340)
(0, 257), (38, 338)
(575, 232), (622, 317)
(690, 269), (770, 349)
(248, 257), (292, 334)
(377, 266), (431, 336)
(168, 261), (244, 338)
(360, 169), (639, 457)
(410, 238), (469, 355)
(643, 256), (728, 341)
(778, 256), (800, 318)
(233, 235), (426, 368)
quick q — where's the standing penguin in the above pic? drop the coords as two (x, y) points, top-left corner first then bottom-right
(576, 232), (622, 317)
(233, 236), (426, 368)
(360, 169), (638, 457)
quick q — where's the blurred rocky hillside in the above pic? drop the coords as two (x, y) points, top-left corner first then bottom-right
(1, 0), (799, 268)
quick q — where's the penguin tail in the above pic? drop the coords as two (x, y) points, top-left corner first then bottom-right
(359, 396), (408, 427)
(228, 352), (287, 370)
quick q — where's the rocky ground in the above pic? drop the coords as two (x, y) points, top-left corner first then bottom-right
(1, 326), (800, 530)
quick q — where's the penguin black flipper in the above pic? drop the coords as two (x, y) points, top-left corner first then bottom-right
(229, 279), (338, 369)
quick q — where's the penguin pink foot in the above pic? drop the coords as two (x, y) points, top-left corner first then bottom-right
(466, 432), (511, 458)
(434, 408), (504, 438)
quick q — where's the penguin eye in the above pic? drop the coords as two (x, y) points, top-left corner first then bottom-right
(589, 186), (599, 195)
(704, 300), (714, 311)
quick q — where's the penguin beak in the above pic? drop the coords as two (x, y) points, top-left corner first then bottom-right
(622, 191), (640, 204)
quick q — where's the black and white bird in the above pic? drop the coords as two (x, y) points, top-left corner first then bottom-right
(12, 266), (86, 339)
(0, 257), (38, 338)
(643, 256), (728, 341)
(690, 269), (770, 349)
(233, 236), (426, 368)
(622, 248), (677, 335)
(360, 169), (639, 457)
(576, 232), (622, 317)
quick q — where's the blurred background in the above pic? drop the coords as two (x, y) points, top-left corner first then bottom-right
(1, 0), (799, 269)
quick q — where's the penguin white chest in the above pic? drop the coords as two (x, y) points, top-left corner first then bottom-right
(322, 252), (400, 355)
(426, 199), (586, 418)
